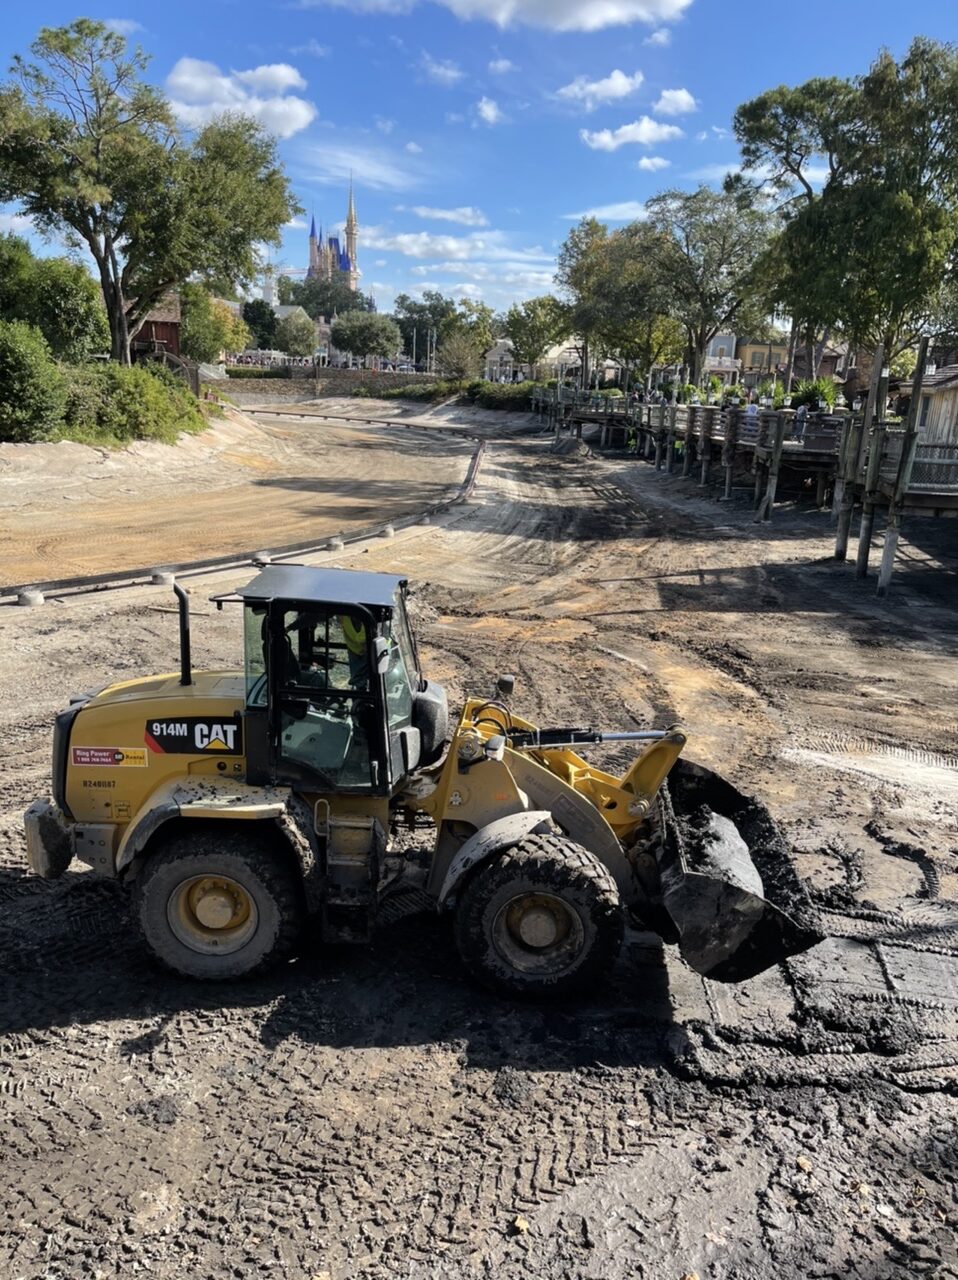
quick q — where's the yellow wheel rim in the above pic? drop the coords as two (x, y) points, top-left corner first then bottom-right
(492, 891), (585, 977)
(167, 874), (259, 955)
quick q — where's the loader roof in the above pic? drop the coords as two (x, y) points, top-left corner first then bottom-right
(237, 564), (407, 609)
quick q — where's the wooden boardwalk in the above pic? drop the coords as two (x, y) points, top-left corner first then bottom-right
(530, 382), (958, 597)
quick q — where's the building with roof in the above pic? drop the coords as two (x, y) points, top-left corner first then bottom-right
(307, 184), (359, 292)
(916, 365), (958, 444)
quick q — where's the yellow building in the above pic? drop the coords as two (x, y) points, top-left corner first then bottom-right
(736, 336), (790, 387)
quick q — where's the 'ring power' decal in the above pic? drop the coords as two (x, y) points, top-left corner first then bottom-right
(71, 747), (148, 768)
(145, 717), (243, 755)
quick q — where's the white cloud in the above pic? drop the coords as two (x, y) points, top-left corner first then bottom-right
(580, 116), (683, 151)
(374, 259), (388, 267)
(686, 160), (831, 188)
(653, 87), (697, 116)
(644, 27), (671, 45)
(165, 57), (316, 138)
(409, 205), (490, 226)
(363, 226), (552, 264)
(291, 38), (330, 57)
(446, 111), (466, 124)
(233, 64), (307, 94)
(375, 115), (396, 134)
(285, 217), (309, 230)
(556, 69), (644, 112)
(564, 201), (647, 222)
(477, 97), (504, 125)
(489, 58), (516, 73)
(638, 155), (670, 171)
(421, 51), (464, 85)
(405, 141), (423, 153)
(103, 18), (143, 35)
(300, 141), (423, 191)
(303, 0), (692, 30)
(0, 211), (33, 234)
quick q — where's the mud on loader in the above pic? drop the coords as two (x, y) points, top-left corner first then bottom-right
(25, 565), (820, 994)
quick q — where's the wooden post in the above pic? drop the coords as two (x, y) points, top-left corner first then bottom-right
(654, 403), (667, 470)
(855, 422), (886, 577)
(756, 413), (787, 521)
(876, 511), (901, 597)
(699, 408), (713, 487)
(873, 338), (928, 596)
(815, 473), (827, 508)
(681, 406), (695, 477)
(720, 410), (737, 501)
(665, 404), (678, 474)
(835, 342), (884, 559)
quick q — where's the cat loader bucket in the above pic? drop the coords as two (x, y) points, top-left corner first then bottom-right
(654, 758), (823, 981)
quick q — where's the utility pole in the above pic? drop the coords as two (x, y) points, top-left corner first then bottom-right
(412, 327), (417, 369)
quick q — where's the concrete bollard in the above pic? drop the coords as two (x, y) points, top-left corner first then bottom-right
(18, 588), (44, 607)
(379, 524), (396, 538)
(150, 569), (175, 585)
(328, 536), (344, 551)
(250, 553), (272, 568)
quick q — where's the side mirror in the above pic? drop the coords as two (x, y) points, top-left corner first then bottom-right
(496, 673), (515, 698)
(374, 637), (390, 675)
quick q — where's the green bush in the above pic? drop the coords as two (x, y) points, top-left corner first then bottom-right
(463, 379), (486, 403)
(790, 377), (836, 410)
(59, 363), (205, 445)
(378, 380), (460, 403)
(472, 380), (538, 411)
(225, 366), (289, 379)
(0, 320), (67, 442)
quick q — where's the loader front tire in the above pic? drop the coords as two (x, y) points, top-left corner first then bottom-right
(454, 833), (623, 999)
(135, 829), (303, 980)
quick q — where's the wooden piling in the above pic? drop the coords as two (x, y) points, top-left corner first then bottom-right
(665, 404), (677, 474)
(756, 414), (787, 522)
(835, 343), (884, 560)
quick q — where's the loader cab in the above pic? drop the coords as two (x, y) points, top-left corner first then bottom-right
(236, 566), (422, 795)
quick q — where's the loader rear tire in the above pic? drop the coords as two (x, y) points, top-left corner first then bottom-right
(454, 833), (623, 999)
(135, 829), (303, 980)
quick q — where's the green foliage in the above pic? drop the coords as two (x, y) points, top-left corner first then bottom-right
(392, 291), (459, 360)
(181, 284), (249, 363)
(0, 319), (66, 441)
(0, 234), (109, 360)
(644, 187), (775, 381)
(471, 381), (538, 412)
(735, 38), (958, 355)
(0, 20), (299, 361)
(242, 299), (278, 350)
(757, 378), (787, 408)
(789, 377), (836, 409)
(504, 296), (565, 373)
(280, 274), (376, 320)
(378, 380), (460, 403)
(275, 310), (316, 357)
(436, 330), (481, 383)
(59, 364), (206, 444)
(331, 311), (401, 360)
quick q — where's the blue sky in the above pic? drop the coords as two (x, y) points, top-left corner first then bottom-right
(1, 1), (956, 313)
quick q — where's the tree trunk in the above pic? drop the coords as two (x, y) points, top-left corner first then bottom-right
(581, 337), (589, 391)
(813, 326), (830, 379)
(783, 319), (798, 395)
(804, 331), (815, 383)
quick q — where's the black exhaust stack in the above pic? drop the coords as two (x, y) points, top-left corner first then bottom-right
(173, 581), (192, 686)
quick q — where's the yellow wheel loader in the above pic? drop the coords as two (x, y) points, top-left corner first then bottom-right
(24, 566), (820, 995)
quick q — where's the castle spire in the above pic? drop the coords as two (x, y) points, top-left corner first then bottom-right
(344, 178), (359, 292)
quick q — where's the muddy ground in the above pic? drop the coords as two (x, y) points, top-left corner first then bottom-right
(1, 408), (956, 1279)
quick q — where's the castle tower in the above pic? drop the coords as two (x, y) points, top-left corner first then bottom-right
(307, 215), (320, 279)
(345, 180), (359, 292)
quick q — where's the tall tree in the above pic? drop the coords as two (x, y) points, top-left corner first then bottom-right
(504, 296), (565, 376)
(180, 284), (249, 362)
(275, 310), (316, 357)
(555, 217), (611, 386)
(392, 291), (459, 362)
(331, 312), (401, 363)
(242, 299), (277, 350)
(0, 20), (298, 362)
(436, 331), (481, 383)
(280, 274), (376, 320)
(644, 187), (774, 383)
(735, 38), (958, 359)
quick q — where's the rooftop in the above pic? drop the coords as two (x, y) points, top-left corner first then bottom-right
(237, 565), (407, 609)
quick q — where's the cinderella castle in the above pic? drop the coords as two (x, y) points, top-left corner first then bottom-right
(307, 184), (359, 291)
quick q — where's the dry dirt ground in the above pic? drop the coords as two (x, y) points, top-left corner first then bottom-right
(1, 407), (957, 1279)
(0, 400), (474, 587)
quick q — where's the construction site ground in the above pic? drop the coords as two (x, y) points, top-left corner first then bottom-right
(1, 399), (956, 1279)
